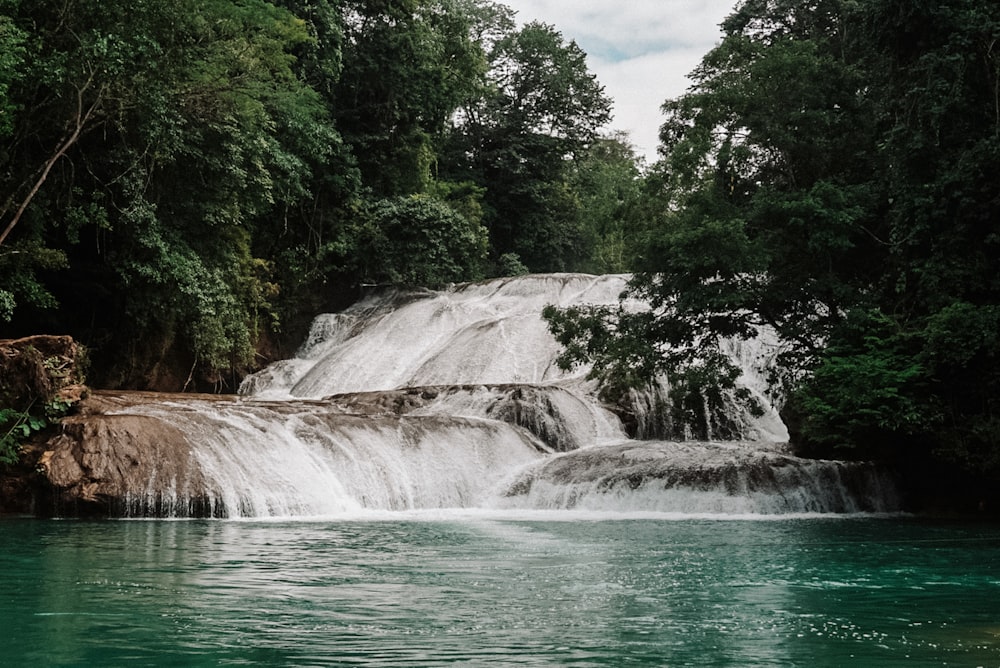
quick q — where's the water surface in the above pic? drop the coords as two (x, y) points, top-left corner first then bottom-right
(3, 514), (999, 666)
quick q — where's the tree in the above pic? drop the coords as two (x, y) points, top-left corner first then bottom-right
(549, 0), (877, 399)
(334, 0), (487, 196)
(440, 20), (613, 272)
(546, 0), (1000, 487)
(0, 0), (338, 387)
(815, 0), (1000, 475)
(0, 0), (631, 396)
(347, 194), (488, 286)
(568, 132), (646, 274)
(0, 9), (24, 141)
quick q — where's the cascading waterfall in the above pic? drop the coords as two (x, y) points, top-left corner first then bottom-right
(496, 441), (898, 515)
(114, 400), (543, 517)
(243, 274), (643, 397)
(75, 273), (899, 517)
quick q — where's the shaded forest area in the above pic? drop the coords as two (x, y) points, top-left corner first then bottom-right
(1, 0), (637, 390)
(2, 0), (999, 500)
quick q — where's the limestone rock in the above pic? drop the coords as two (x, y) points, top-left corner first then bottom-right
(38, 395), (208, 515)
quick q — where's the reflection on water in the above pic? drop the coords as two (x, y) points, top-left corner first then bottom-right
(2, 516), (999, 666)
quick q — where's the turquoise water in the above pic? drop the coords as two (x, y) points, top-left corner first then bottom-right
(2, 514), (999, 666)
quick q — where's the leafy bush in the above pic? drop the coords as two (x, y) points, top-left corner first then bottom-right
(352, 195), (488, 287)
(0, 408), (45, 464)
(496, 253), (529, 277)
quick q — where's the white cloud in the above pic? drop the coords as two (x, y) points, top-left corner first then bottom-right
(588, 48), (710, 164)
(499, 0), (738, 163)
(506, 0), (732, 51)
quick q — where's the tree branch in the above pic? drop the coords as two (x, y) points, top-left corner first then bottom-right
(0, 75), (105, 247)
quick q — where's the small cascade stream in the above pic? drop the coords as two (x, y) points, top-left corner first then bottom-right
(52, 274), (900, 517)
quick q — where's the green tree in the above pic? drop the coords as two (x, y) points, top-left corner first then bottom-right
(546, 0), (1000, 487)
(568, 132), (646, 274)
(0, 0), (337, 387)
(440, 20), (613, 272)
(244, 0), (363, 340)
(848, 0), (1000, 476)
(96, 0), (334, 384)
(549, 0), (876, 403)
(334, 0), (487, 196)
(0, 6), (25, 139)
(348, 194), (488, 286)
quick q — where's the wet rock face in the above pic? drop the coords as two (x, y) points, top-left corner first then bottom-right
(28, 383), (610, 516)
(36, 395), (246, 515)
(500, 441), (901, 514)
(40, 411), (206, 516)
(29, 386), (574, 516)
(30, 390), (551, 518)
(1, 335), (90, 515)
(326, 383), (617, 452)
(24, 389), (901, 518)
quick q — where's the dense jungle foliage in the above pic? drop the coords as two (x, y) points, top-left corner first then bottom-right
(546, 0), (1000, 491)
(2, 0), (999, 491)
(0, 0), (630, 390)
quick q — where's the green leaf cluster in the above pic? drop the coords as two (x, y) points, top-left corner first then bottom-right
(0, 396), (74, 465)
(348, 194), (488, 287)
(439, 19), (616, 272)
(547, 0), (1000, 481)
(1, 0), (638, 388)
(0, 407), (44, 464)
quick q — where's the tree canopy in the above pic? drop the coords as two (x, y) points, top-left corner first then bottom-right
(0, 0), (626, 389)
(439, 19), (614, 272)
(546, 0), (1000, 486)
(4, 0), (998, 499)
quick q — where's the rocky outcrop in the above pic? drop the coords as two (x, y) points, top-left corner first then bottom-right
(10, 388), (904, 518)
(32, 392), (239, 516)
(30, 390), (549, 518)
(1, 335), (89, 515)
(0, 335), (87, 408)
(40, 411), (207, 516)
(501, 441), (901, 514)
(325, 383), (621, 452)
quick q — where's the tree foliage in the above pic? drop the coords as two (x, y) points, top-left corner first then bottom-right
(441, 20), (613, 272)
(335, 0), (487, 196)
(0, 0), (634, 391)
(0, 0), (345, 385)
(349, 194), (488, 286)
(567, 133), (647, 274)
(547, 0), (1000, 481)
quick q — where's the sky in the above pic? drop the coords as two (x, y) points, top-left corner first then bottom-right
(499, 0), (739, 164)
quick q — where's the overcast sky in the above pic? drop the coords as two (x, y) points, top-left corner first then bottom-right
(499, 0), (739, 164)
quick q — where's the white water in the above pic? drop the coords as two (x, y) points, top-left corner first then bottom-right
(243, 274), (640, 397)
(119, 401), (543, 517)
(111, 274), (899, 517)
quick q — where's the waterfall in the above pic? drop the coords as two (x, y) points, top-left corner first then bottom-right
(496, 441), (900, 515)
(242, 274), (640, 397)
(240, 273), (787, 443)
(50, 274), (901, 517)
(112, 400), (543, 517)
